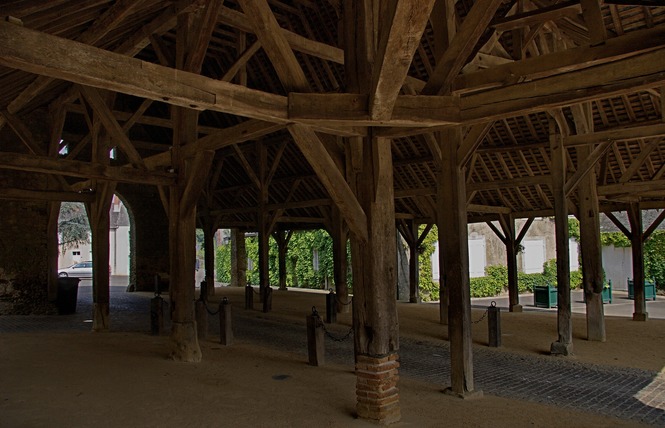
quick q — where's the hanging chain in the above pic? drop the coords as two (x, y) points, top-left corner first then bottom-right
(312, 306), (353, 342)
(472, 301), (497, 324)
(335, 296), (353, 306)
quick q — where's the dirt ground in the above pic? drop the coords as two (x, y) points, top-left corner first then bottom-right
(1, 287), (663, 427)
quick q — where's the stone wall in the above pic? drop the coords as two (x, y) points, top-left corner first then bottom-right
(116, 184), (169, 292)
(0, 172), (51, 314)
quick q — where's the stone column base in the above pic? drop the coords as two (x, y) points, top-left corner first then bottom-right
(509, 304), (523, 313)
(550, 340), (573, 356)
(443, 387), (484, 400)
(356, 353), (401, 425)
(633, 312), (648, 321)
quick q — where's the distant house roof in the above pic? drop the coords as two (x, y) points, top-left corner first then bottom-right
(600, 209), (665, 233)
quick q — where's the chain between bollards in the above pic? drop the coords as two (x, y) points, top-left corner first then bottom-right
(473, 301), (496, 324)
(312, 306), (353, 342)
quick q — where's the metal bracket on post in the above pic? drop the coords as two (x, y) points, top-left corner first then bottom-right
(220, 297), (233, 346)
(488, 301), (501, 347)
(306, 306), (325, 366)
(325, 288), (336, 324)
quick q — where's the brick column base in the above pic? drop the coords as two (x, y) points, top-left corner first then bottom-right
(356, 353), (401, 425)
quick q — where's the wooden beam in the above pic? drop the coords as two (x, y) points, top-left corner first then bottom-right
(221, 40), (262, 82)
(288, 124), (367, 241)
(422, 0), (505, 95)
(0, 20), (288, 123)
(180, 150), (215, 217)
(369, 0), (435, 120)
(454, 26), (665, 94)
(218, 5), (345, 64)
(467, 175), (551, 192)
(288, 93), (460, 126)
(0, 187), (95, 202)
(458, 122), (493, 166)
(599, 179), (665, 197)
(144, 120), (283, 169)
(580, 0), (607, 45)
(184, 0), (225, 73)
(237, 0), (310, 92)
(6, 0), (143, 115)
(564, 140), (613, 196)
(78, 85), (145, 169)
(619, 138), (662, 183)
(0, 152), (175, 186)
(491, 1), (582, 32)
(2, 110), (46, 155)
(461, 46), (665, 123)
(565, 123), (665, 146)
(467, 203), (511, 214)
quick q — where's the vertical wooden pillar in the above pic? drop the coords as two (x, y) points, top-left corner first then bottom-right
(627, 203), (648, 321)
(549, 122), (573, 355)
(87, 181), (116, 332)
(349, 134), (400, 424)
(168, 148), (213, 362)
(408, 221), (420, 303)
(578, 145), (606, 340)
(258, 143), (270, 300)
(331, 207), (349, 313)
(498, 215), (522, 312)
(273, 230), (291, 291)
(230, 229), (247, 287)
(437, 127), (479, 397)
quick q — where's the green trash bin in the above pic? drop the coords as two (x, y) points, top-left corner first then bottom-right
(56, 277), (80, 315)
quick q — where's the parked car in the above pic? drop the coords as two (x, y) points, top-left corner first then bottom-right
(58, 261), (93, 278)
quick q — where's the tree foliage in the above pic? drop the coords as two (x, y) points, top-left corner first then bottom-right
(58, 202), (90, 253)
(215, 229), (350, 290)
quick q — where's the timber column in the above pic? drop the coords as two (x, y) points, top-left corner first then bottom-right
(627, 203), (648, 321)
(87, 181), (116, 332)
(331, 206), (349, 312)
(349, 134), (400, 424)
(231, 229), (247, 287)
(549, 121), (573, 355)
(578, 145), (605, 340)
(437, 127), (479, 397)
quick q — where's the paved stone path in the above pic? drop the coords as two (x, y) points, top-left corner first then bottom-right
(1, 284), (664, 426)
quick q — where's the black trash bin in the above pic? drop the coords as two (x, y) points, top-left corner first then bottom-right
(56, 277), (80, 315)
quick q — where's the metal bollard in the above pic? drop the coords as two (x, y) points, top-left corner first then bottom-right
(150, 294), (164, 335)
(488, 301), (501, 347)
(325, 288), (336, 324)
(195, 299), (208, 340)
(220, 297), (233, 346)
(245, 285), (253, 310)
(306, 307), (325, 366)
(262, 287), (273, 313)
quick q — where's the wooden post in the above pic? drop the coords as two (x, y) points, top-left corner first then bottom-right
(331, 206), (349, 313)
(499, 215), (522, 312)
(627, 203), (648, 321)
(549, 121), (573, 355)
(438, 127), (480, 398)
(306, 311), (325, 366)
(273, 230), (292, 291)
(408, 221), (420, 303)
(87, 180), (116, 332)
(230, 229), (247, 287)
(578, 144), (606, 340)
(349, 134), (401, 424)
(258, 143), (270, 302)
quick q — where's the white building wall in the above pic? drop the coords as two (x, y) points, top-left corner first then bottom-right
(110, 226), (130, 275)
(602, 245), (632, 291)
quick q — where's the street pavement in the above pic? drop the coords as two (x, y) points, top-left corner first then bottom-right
(1, 277), (664, 425)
